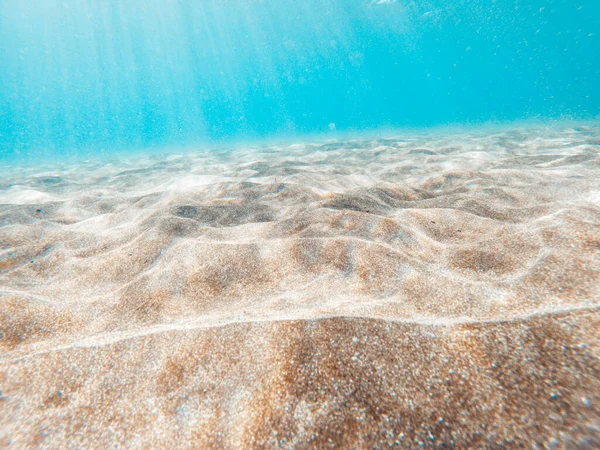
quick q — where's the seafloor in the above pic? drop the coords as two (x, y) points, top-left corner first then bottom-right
(1, 124), (599, 448)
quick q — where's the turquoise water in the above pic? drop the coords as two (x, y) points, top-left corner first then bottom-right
(1, 0), (599, 161)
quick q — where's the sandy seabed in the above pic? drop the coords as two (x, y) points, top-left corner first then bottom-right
(1, 124), (600, 449)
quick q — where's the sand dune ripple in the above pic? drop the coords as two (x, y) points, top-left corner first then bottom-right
(1, 124), (599, 448)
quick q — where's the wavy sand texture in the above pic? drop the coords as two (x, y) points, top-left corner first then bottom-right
(1, 124), (600, 448)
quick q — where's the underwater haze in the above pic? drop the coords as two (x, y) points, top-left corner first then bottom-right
(2, 2), (600, 448)
(1, 0), (599, 160)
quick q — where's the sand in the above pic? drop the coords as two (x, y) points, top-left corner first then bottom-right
(1, 123), (599, 448)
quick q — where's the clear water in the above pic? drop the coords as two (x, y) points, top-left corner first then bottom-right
(2, 3), (600, 446)
(1, 0), (599, 161)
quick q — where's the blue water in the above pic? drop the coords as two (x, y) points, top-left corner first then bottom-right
(1, 0), (599, 161)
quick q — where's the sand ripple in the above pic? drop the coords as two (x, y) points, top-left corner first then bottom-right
(1, 124), (599, 448)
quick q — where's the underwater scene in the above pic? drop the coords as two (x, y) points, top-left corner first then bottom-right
(1, 1), (599, 448)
